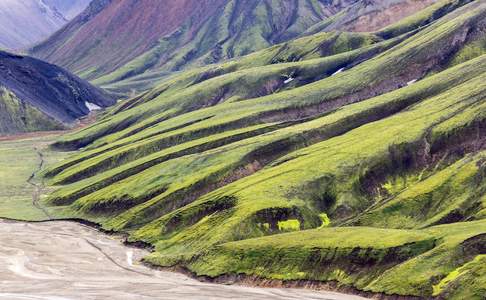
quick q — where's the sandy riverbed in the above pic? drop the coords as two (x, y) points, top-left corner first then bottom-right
(0, 219), (369, 300)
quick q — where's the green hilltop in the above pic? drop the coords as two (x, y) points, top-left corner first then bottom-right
(14, 0), (486, 298)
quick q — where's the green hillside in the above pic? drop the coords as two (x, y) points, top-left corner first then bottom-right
(0, 87), (64, 134)
(32, 0), (439, 97)
(93, 0), (433, 89)
(29, 0), (486, 298)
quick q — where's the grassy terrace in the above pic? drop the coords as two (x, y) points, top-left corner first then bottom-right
(53, 0), (485, 153)
(172, 220), (486, 299)
(28, 1), (486, 299)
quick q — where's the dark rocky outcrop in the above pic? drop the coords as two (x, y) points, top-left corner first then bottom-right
(0, 50), (115, 134)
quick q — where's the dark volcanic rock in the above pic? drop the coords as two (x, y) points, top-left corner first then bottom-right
(0, 50), (115, 125)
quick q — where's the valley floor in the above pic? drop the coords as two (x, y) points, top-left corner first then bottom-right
(0, 134), (68, 221)
(0, 135), (367, 300)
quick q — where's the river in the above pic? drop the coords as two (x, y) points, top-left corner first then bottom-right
(0, 219), (369, 300)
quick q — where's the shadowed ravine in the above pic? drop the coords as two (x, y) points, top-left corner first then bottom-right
(0, 219), (369, 300)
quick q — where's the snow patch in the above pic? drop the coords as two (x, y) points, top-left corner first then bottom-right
(85, 101), (101, 111)
(407, 79), (417, 86)
(331, 68), (345, 76)
(284, 77), (294, 84)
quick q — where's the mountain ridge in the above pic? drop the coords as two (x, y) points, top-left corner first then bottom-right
(31, 0), (437, 93)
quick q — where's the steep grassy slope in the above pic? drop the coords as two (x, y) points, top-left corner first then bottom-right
(31, 0), (436, 90)
(36, 1), (486, 298)
(0, 87), (64, 134)
(0, 50), (115, 135)
(101, 0), (481, 97)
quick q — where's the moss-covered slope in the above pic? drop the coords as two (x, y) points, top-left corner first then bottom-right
(31, 0), (437, 94)
(40, 1), (486, 299)
(0, 87), (64, 134)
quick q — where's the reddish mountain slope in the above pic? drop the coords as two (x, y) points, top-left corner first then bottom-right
(32, 0), (437, 84)
(32, 0), (228, 79)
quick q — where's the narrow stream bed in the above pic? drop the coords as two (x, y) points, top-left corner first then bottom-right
(0, 219), (369, 300)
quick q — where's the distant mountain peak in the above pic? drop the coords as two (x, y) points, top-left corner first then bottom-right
(38, 0), (69, 22)
(0, 0), (90, 51)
